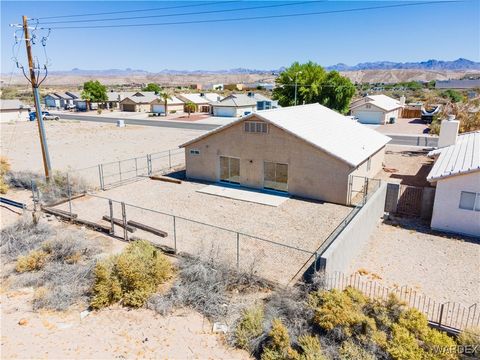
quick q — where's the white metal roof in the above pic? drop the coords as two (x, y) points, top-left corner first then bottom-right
(180, 103), (391, 167)
(350, 94), (403, 112)
(427, 131), (480, 181)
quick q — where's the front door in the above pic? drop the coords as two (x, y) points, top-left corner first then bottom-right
(220, 156), (240, 184)
(264, 162), (288, 192)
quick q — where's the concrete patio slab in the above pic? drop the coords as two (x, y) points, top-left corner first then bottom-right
(197, 184), (289, 207)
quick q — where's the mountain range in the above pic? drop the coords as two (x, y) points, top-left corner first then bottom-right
(59, 58), (479, 76)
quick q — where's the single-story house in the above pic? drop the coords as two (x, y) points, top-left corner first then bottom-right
(247, 92), (279, 110)
(210, 93), (257, 117)
(151, 96), (184, 114)
(350, 94), (404, 124)
(119, 92), (158, 112)
(177, 93), (220, 113)
(427, 120), (480, 237)
(180, 103), (390, 205)
(44, 92), (78, 109)
(0, 99), (30, 122)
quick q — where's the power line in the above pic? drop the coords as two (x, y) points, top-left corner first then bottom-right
(34, 1), (239, 20)
(39, 0), (459, 30)
(38, 1), (318, 25)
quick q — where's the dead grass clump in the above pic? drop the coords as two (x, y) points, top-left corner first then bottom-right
(42, 231), (98, 264)
(0, 216), (53, 261)
(15, 250), (49, 272)
(0, 157), (10, 194)
(148, 254), (271, 322)
(5, 170), (87, 205)
(234, 305), (265, 351)
(91, 240), (172, 309)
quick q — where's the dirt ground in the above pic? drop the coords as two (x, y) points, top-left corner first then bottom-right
(377, 145), (434, 187)
(0, 120), (204, 173)
(0, 208), (249, 360)
(349, 220), (480, 306)
(52, 178), (351, 285)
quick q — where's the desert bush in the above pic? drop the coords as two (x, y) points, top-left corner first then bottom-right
(296, 335), (326, 360)
(387, 324), (424, 360)
(339, 340), (375, 360)
(235, 305), (265, 351)
(148, 254), (270, 321)
(0, 157), (10, 194)
(15, 250), (49, 272)
(42, 231), (97, 264)
(458, 327), (480, 356)
(91, 240), (172, 309)
(5, 170), (86, 204)
(261, 318), (295, 360)
(0, 216), (53, 261)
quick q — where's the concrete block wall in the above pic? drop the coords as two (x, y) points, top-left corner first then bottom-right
(319, 182), (387, 274)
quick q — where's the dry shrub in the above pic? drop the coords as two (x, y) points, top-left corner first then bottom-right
(15, 250), (49, 272)
(0, 157), (10, 194)
(339, 340), (375, 360)
(458, 327), (480, 352)
(235, 305), (265, 351)
(148, 254), (270, 322)
(91, 240), (172, 309)
(0, 216), (53, 261)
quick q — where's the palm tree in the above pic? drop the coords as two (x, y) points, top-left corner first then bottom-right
(159, 92), (171, 116)
(185, 101), (197, 117)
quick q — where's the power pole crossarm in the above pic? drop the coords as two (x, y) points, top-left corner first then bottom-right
(22, 15), (52, 179)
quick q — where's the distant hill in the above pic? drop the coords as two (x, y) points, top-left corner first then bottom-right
(326, 58), (480, 71)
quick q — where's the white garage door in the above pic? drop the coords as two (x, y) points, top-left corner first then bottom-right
(152, 104), (165, 114)
(214, 107), (237, 117)
(354, 111), (384, 124)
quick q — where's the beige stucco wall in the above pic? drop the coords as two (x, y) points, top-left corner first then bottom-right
(183, 116), (377, 205)
(352, 104), (400, 124)
(430, 172), (480, 237)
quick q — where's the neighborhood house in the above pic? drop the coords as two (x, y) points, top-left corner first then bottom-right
(119, 92), (158, 112)
(350, 94), (404, 124)
(180, 103), (390, 205)
(177, 93), (220, 113)
(210, 93), (257, 117)
(427, 119), (480, 237)
(151, 96), (184, 114)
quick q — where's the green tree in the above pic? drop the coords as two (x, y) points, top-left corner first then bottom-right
(142, 83), (162, 94)
(273, 61), (355, 114)
(81, 80), (107, 110)
(185, 101), (197, 117)
(441, 89), (464, 103)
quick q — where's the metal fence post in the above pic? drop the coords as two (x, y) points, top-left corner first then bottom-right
(147, 154), (152, 175)
(118, 161), (122, 182)
(314, 251), (318, 273)
(134, 157), (138, 177)
(98, 164), (104, 190)
(66, 172), (72, 218)
(173, 215), (177, 253)
(438, 304), (445, 328)
(121, 202), (128, 241)
(109, 199), (115, 235)
(236, 232), (240, 269)
(168, 150), (172, 169)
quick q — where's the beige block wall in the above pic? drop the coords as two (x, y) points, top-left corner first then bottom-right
(430, 172), (480, 237)
(184, 117), (360, 205)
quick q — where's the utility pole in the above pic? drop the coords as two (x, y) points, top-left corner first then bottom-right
(22, 15), (52, 179)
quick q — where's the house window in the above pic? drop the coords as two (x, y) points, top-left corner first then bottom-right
(190, 149), (200, 155)
(244, 121), (268, 133)
(459, 191), (480, 211)
(366, 104), (372, 109)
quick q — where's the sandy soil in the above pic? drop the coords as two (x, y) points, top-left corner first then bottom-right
(52, 179), (351, 285)
(348, 221), (480, 306)
(0, 292), (248, 360)
(0, 120), (204, 173)
(376, 145), (434, 187)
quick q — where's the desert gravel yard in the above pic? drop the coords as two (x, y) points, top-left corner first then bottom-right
(349, 220), (480, 306)
(0, 120), (204, 173)
(53, 179), (352, 285)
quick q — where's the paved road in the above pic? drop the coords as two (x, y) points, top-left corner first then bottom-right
(56, 113), (439, 147)
(56, 113), (219, 131)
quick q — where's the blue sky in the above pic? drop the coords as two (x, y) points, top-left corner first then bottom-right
(1, 0), (479, 73)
